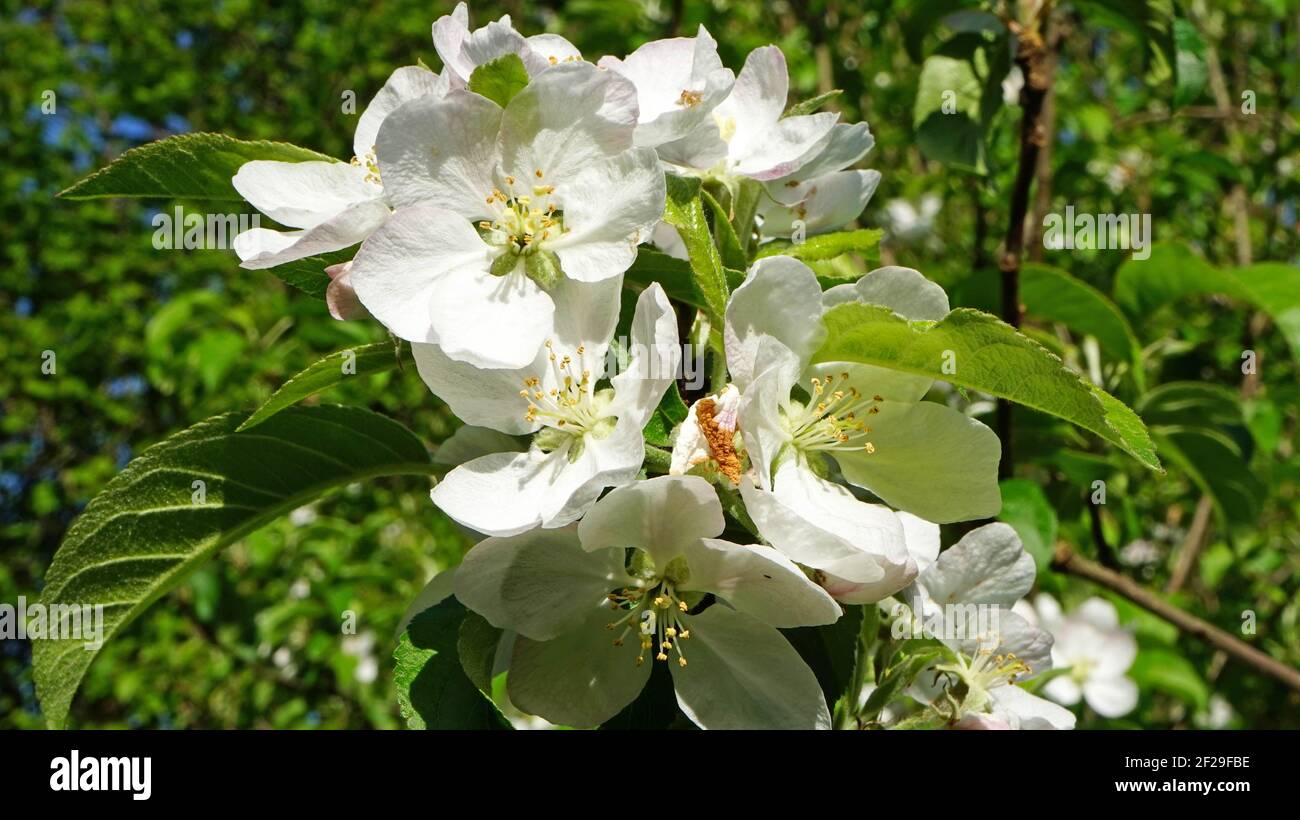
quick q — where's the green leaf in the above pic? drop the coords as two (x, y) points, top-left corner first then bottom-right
(1172, 17), (1208, 107)
(814, 304), (1162, 471)
(1129, 649), (1209, 711)
(1114, 244), (1300, 360)
(468, 53), (529, 108)
(861, 645), (945, 721)
(1155, 428), (1264, 526)
(782, 605), (864, 709)
(239, 342), (404, 430)
(263, 248), (356, 298)
(912, 32), (1008, 174)
(58, 133), (335, 201)
(33, 405), (438, 729)
(755, 228), (884, 263)
(784, 89), (842, 117)
(1020, 263), (1141, 377)
(642, 382), (690, 448)
(997, 478), (1058, 572)
(456, 610), (504, 694)
(662, 174), (730, 322)
(701, 189), (748, 270)
(395, 597), (510, 729)
(900, 0), (985, 62)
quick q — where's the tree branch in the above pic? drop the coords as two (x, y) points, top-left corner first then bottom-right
(996, 21), (1052, 478)
(1053, 546), (1300, 692)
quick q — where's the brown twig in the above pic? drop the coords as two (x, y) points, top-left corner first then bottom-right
(1167, 496), (1213, 593)
(1053, 545), (1300, 692)
(996, 21), (1053, 478)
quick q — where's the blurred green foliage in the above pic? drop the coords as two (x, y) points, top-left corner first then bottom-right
(2, 0), (1297, 728)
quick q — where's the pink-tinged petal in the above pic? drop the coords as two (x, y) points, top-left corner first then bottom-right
(323, 262), (369, 321)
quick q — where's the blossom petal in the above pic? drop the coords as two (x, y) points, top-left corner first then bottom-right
(1043, 675), (1084, 706)
(771, 122), (876, 185)
(432, 2), (474, 84)
(432, 425), (527, 466)
(670, 605), (830, 729)
(834, 399), (1002, 523)
(234, 199), (391, 270)
(601, 26), (734, 148)
(324, 261), (369, 320)
(735, 336), (800, 486)
(348, 202), (497, 346)
(610, 283), (680, 429)
(412, 342), (540, 434)
(822, 265), (951, 321)
(427, 266), (555, 370)
(535, 416), (647, 528)
(682, 538), (841, 627)
(900, 511), (941, 572)
(522, 33), (582, 74)
(759, 169), (880, 236)
(551, 147), (666, 282)
(741, 461), (909, 588)
(1083, 675), (1139, 718)
(712, 45), (787, 140)
(725, 255), (826, 390)
(354, 65), (448, 161)
(508, 602), (651, 727)
(918, 522), (1035, 608)
(577, 474), (724, 568)
(430, 450), (554, 537)
(454, 526), (631, 641)
(499, 61), (638, 184)
(462, 18), (528, 77)
(232, 160), (377, 229)
(990, 684), (1077, 730)
(375, 90), (502, 216)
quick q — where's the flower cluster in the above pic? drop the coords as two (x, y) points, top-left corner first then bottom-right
(231, 3), (1065, 730)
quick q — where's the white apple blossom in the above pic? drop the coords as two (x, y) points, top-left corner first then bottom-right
(658, 46), (838, 183)
(758, 122), (882, 237)
(453, 475), (840, 728)
(713, 256), (999, 601)
(597, 26), (735, 149)
(1015, 594), (1139, 718)
(348, 60), (665, 369)
(904, 523), (1076, 730)
(420, 283), (679, 537)
(432, 2), (581, 85)
(231, 65), (447, 271)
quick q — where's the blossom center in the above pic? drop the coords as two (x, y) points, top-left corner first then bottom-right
(936, 645), (1032, 718)
(521, 341), (616, 459)
(480, 170), (566, 256)
(351, 148), (382, 186)
(604, 565), (694, 668)
(786, 371), (881, 455)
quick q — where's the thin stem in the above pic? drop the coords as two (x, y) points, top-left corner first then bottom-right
(1053, 546), (1300, 692)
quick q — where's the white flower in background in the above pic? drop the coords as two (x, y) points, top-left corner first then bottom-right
(758, 122), (882, 237)
(433, 2), (581, 85)
(905, 524), (1075, 730)
(232, 65), (448, 270)
(1015, 594), (1139, 718)
(722, 256), (1000, 599)
(454, 475), (840, 729)
(349, 61), (664, 369)
(597, 26), (735, 148)
(882, 193), (942, 245)
(658, 46), (838, 183)
(420, 283), (679, 537)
